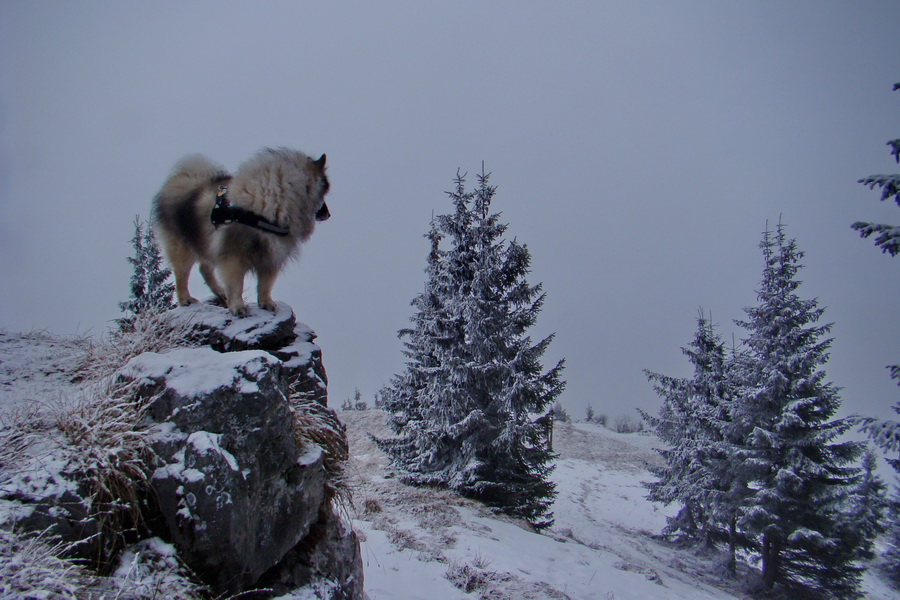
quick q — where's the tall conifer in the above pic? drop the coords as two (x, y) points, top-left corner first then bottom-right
(735, 223), (865, 598)
(378, 169), (564, 528)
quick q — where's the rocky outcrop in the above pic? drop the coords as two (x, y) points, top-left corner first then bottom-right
(122, 303), (362, 598)
(0, 303), (360, 598)
(165, 301), (328, 405)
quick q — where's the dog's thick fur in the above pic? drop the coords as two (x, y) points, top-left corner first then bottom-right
(152, 147), (330, 316)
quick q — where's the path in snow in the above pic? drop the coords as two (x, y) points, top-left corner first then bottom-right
(340, 410), (749, 600)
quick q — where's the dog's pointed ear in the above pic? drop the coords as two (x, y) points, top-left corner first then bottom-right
(314, 154), (326, 169)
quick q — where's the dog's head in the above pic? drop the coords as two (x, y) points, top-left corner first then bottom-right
(310, 154), (331, 222)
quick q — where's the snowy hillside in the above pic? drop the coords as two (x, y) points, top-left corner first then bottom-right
(343, 409), (899, 600)
(344, 410), (726, 600)
(0, 329), (897, 599)
(0, 330), (86, 411)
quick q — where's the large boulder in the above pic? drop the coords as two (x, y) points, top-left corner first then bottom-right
(123, 347), (327, 593)
(119, 303), (362, 598)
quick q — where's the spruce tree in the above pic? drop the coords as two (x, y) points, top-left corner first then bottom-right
(378, 168), (564, 528)
(851, 82), (900, 584)
(735, 223), (866, 598)
(841, 451), (888, 562)
(643, 311), (748, 566)
(118, 216), (174, 330)
(853, 82), (900, 257)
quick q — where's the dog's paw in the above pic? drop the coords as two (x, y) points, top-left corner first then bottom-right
(230, 304), (249, 318)
(207, 295), (228, 307)
(258, 300), (278, 313)
(179, 296), (199, 306)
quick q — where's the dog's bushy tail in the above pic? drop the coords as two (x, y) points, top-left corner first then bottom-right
(152, 154), (231, 233)
(163, 154), (230, 195)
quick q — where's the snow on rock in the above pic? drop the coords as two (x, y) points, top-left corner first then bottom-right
(122, 346), (277, 398)
(165, 301), (298, 352)
(118, 304), (361, 598)
(161, 302), (329, 406)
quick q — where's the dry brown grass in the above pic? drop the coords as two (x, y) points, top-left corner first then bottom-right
(288, 392), (350, 504)
(73, 311), (196, 384)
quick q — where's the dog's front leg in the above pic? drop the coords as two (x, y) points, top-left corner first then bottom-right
(220, 258), (249, 317)
(257, 269), (279, 313)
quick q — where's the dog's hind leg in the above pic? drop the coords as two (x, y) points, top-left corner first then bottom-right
(199, 262), (227, 305)
(168, 244), (199, 306)
(220, 257), (249, 317)
(256, 269), (279, 313)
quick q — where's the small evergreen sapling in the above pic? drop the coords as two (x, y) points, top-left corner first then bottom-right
(118, 216), (175, 330)
(550, 402), (570, 423)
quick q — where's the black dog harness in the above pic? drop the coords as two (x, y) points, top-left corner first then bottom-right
(210, 186), (290, 236)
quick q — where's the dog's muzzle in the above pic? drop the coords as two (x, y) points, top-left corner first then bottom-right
(316, 202), (331, 222)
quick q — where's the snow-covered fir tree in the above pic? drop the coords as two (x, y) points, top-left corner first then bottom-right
(377, 168), (565, 529)
(851, 81), (900, 584)
(118, 216), (175, 330)
(882, 489), (900, 585)
(853, 82), (900, 258)
(841, 451), (888, 562)
(734, 223), (867, 598)
(642, 311), (749, 569)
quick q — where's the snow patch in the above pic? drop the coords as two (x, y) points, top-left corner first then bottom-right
(187, 431), (239, 472)
(121, 347), (276, 397)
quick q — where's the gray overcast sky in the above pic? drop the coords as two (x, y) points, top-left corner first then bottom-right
(1, 2), (898, 425)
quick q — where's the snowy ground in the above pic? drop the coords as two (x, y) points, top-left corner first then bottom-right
(0, 330), (897, 599)
(0, 329), (86, 412)
(342, 410), (742, 600)
(341, 410), (900, 600)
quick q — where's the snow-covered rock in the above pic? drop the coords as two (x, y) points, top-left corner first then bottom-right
(124, 346), (328, 594)
(112, 304), (363, 600)
(120, 303), (362, 598)
(164, 302), (328, 405)
(165, 301), (299, 353)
